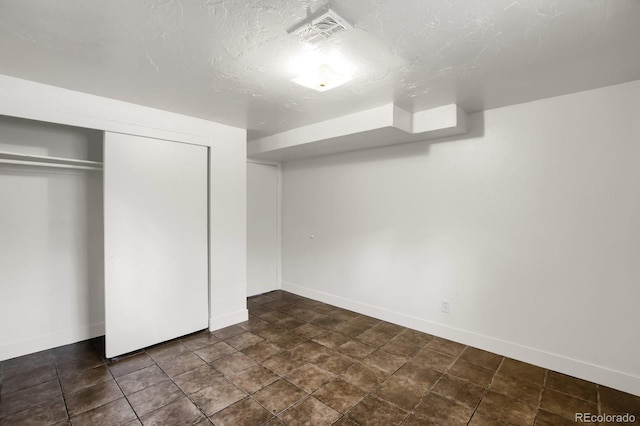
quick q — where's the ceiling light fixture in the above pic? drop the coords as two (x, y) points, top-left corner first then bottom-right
(291, 63), (353, 92)
(288, 9), (355, 92)
(289, 48), (355, 92)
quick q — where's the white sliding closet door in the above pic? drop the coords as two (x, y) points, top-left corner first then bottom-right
(104, 133), (208, 358)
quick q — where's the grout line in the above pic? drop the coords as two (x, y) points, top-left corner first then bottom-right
(110, 364), (140, 424)
(50, 349), (72, 424)
(465, 355), (506, 425)
(532, 368), (549, 424)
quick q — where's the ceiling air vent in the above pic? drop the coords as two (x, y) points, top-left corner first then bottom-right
(291, 9), (353, 45)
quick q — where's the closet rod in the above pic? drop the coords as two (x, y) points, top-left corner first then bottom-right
(0, 158), (102, 171)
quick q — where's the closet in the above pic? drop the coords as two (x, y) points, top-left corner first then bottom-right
(0, 115), (209, 360)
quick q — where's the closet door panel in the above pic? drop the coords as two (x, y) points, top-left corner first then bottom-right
(104, 132), (208, 358)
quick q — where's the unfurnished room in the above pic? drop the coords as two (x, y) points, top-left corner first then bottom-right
(0, 0), (639, 425)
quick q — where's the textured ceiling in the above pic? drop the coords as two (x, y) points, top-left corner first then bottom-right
(1, 0), (639, 140)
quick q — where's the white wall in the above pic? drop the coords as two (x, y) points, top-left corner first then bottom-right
(281, 80), (640, 396)
(0, 74), (247, 359)
(0, 116), (104, 360)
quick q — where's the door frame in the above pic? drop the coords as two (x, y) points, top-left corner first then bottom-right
(247, 159), (282, 295)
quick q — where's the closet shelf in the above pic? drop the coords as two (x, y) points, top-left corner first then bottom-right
(0, 150), (103, 171)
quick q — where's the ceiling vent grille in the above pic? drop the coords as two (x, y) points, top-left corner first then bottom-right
(292, 10), (353, 45)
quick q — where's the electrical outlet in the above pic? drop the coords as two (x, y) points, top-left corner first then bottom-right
(441, 299), (450, 313)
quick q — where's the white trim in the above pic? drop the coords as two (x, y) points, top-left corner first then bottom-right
(276, 164), (283, 291)
(209, 309), (249, 331)
(246, 159), (283, 292)
(247, 158), (282, 167)
(0, 322), (105, 361)
(282, 281), (640, 397)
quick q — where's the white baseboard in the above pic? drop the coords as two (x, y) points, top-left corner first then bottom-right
(0, 322), (105, 361)
(209, 309), (249, 331)
(282, 281), (640, 397)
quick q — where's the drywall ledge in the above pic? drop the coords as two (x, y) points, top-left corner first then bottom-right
(247, 104), (467, 162)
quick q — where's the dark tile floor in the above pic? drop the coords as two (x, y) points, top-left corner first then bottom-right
(1, 290), (639, 425)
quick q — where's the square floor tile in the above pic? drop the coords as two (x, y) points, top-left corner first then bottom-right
(337, 341), (376, 360)
(468, 412), (510, 425)
(65, 380), (123, 417)
(425, 338), (466, 357)
(146, 341), (190, 364)
(180, 331), (220, 351)
(355, 329), (393, 348)
(362, 349), (406, 374)
(311, 351), (356, 375)
(348, 395), (407, 426)
(395, 329), (433, 347)
(545, 371), (597, 403)
(392, 361), (442, 391)
(261, 351), (306, 375)
(448, 359), (495, 387)
(285, 364), (333, 394)
(190, 378), (247, 416)
(289, 340), (329, 361)
(127, 380), (183, 416)
(412, 348), (455, 372)
(140, 397), (205, 425)
(194, 342), (236, 363)
(459, 347), (503, 370)
(212, 324), (247, 340)
(209, 397), (273, 426)
(292, 323), (326, 339)
(375, 375), (427, 411)
(279, 396), (341, 426)
(115, 365), (169, 395)
(477, 390), (536, 425)
(1, 396), (67, 425)
(313, 378), (367, 414)
(312, 332), (351, 349)
(211, 352), (258, 376)
(70, 397), (136, 425)
(599, 386), (640, 416)
(252, 379), (307, 415)
(269, 332), (307, 350)
(2, 351), (54, 378)
(534, 409), (577, 426)
(539, 388), (597, 421)
(414, 392), (475, 425)
(108, 353), (155, 378)
(431, 374), (485, 408)
(173, 364), (222, 395)
(60, 365), (113, 396)
(498, 359), (546, 386)
(380, 338), (420, 358)
(155, 351), (206, 377)
(0, 379), (62, 417)
(489, 373), (541, 407)
(371, 323), (404, 338)
(0, 363), (58, 395)
(342, 363), (388, 392)
(224, 332), (264, 351)
(229, 365), (279, 394)
(241, 341), (282, 363)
